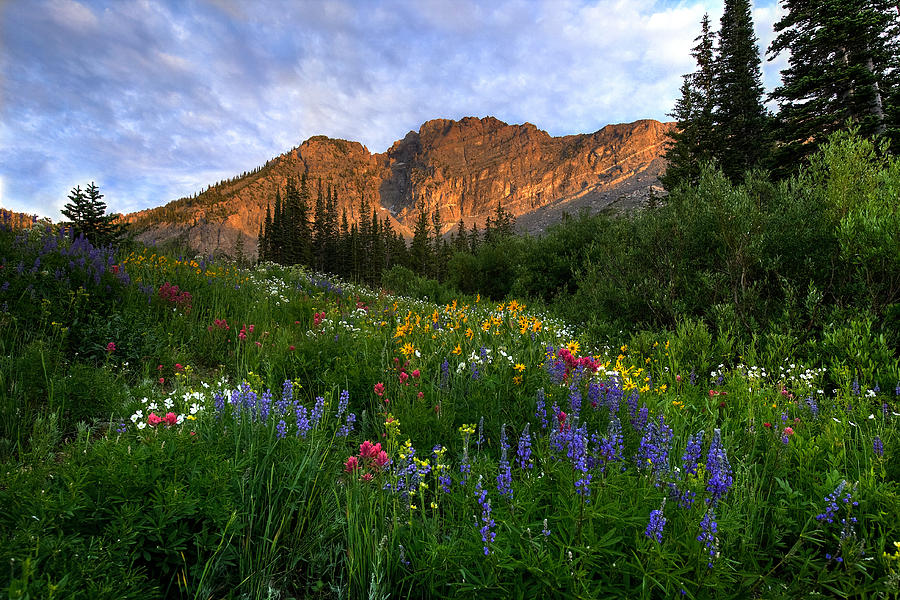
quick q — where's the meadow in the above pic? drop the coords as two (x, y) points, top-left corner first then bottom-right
(1, 211), (898, 600)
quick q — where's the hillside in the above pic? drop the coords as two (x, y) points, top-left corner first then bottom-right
(125, 117), (674, 257)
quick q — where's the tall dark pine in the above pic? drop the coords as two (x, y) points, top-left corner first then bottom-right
(313, 181), (326, 271)
(767, 0), (900, 167)
(661, 13), (718, 190)
(409, 203), (431, 276)
(714, 0), (768, 182)
(61, 182), (121, 247)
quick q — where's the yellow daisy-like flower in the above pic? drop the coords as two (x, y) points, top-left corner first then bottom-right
(465, 327), (474, 340)
(452, 344), (462, 355)
(401, 342), (416, 357)
(513, 375), (523, 385)
(514, 363), (526, 372)
(566, 340), (581, 355)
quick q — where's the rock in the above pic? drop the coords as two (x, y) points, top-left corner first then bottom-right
(124, 116), (675, 257)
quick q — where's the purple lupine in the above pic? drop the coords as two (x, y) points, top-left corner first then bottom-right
(805, 396), (819, 419)
(310, 396), (325, 426)
(626, 390), (639, 418)
(214, 391), (225, 416)
(637, 414), (674, 483)
(229, 388), (240, 416)
(588, 381), (602, 410)
(682, 430), (705, 477)
(475, 477), (496, 556)
(470, 363), (480, 380)
(570, 424), (591, 499)
(873, 436), (884, 457)
(598, 415), (624, 471)
(294, 402), (310, 438)
(605, 381), (623, 415)
(516, 423), (533, 470)
(337, 413), (356, 437)
(535, 388), (548, 429)
(816, 480), (858, 563)
(459, 448), (471, 486)
(260, 389), (272, 423)
(276, 419), (287, 439)
(281, 379), (293, 407)
(336, 389), (350, 419)
(851, 378), (861, 396)
(568, 376), (582, 421)
(496, 424), (513, 499)
(542, 518), (551, 537)
(645, 499), (666, 543)
(705, 429), (733, 506)
(440, 358), (450, 388)
(690, 369), (697, 386)
(697, 509), (718, 568)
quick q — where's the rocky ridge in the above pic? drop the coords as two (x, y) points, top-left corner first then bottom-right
(125, 117), (674, 257)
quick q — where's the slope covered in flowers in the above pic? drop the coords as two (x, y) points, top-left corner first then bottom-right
(0, 223), (898, 598)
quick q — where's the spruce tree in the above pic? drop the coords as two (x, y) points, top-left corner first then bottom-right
(767, 0), (900, 168)
(409, 203), (431, 275)
(661, 13), (718, 190)
(61, 182), (122, 247)
(714, 0), (769, 182)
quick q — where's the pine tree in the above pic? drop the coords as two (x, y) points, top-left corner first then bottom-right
(452, 219), (468, 253)
(313, 181), (326, 271)
(767, 0), (900, 168)
(61, 182), (122, 247)
(661, 13), (718, 190)
(409, 203), (431, 275)
(714, 0), (769, 182)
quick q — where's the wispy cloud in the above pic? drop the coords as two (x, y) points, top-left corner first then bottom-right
(0, 0), (780, 219)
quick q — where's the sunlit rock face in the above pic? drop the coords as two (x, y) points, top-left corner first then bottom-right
(125, 117), (674, 258)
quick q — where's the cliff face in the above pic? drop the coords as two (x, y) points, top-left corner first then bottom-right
(125, 117), (674, 257)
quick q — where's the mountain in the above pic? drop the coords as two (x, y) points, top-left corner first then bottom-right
(125, 117), (674, 258)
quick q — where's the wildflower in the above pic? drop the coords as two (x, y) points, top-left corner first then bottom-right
(682, 430), (704, 477)
(781, 426), (794, 444)
(374, 382), (385, 397)
(475, 477), (496, 555)
(873, 436), (884, 458)
(336, 389), (350, 419)
(106, 342), (116, 353)
(706, 429), (733, 506)
(599, 415), (624, 470)
(535, 388), (548, 429)
(148, 412), (163, 426)
(514, 363), (526, 373)
(276, 420), (287, 439)
(697, 509), (719, 568)
(344, 455), (360, 472)
(645, 499), (666, 543)
(164, 412), (177, 426)
(516, 423), (533, 470)
(496, 424), (513, 499)
(542, 518), (551, 537)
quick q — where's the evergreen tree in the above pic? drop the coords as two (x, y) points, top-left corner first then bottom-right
(313, 181), (326, 271)
(714, 0), (769, 182)
(61, 182), (122, 246)
(256, 221), (265, 263)
(323, 186), (339, 272)
(767, 0), (900, 167)
(452, 219), (469, 253)
(661, 13), (718, 190)
(409, 203), (431, 275)
(430, 206), (444, 280)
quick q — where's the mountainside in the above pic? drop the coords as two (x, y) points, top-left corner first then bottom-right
(125, 117), (674, 257)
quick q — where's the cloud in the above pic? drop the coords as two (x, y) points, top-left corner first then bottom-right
(1, 0), (781, 219)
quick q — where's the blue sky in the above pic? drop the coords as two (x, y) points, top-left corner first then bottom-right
(0, 0), (783, 219)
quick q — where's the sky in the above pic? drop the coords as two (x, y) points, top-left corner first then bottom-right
(0, 0), (785, 220)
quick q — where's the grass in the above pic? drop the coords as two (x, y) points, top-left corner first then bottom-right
(0, 225), (899, 599)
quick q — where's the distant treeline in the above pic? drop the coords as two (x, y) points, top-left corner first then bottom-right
(256, 174), (516, 286)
